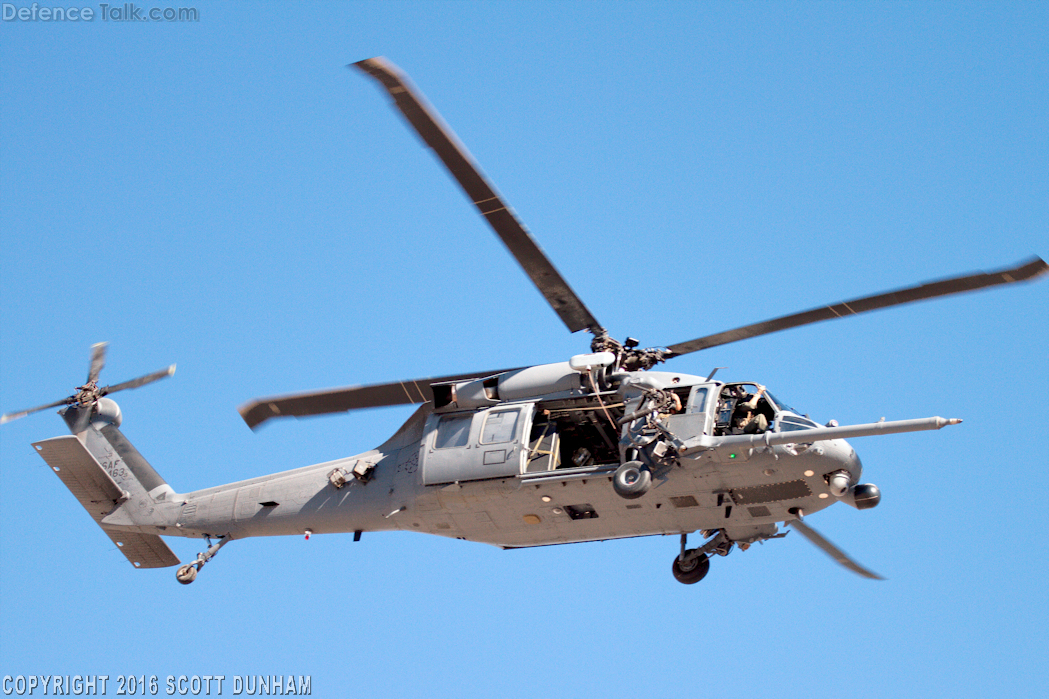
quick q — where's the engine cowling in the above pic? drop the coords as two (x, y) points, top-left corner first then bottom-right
(433, 361), (592, 410)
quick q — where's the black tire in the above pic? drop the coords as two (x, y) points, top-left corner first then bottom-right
(613, 461), (652, 499)
(672, 553), (710, 584)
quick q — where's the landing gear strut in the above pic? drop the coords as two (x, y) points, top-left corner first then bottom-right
(672, 550), (710, 584)
(176, 535), (231, 585)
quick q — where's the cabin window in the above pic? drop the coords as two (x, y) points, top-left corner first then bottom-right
(688, 386), (709, 414)
(480, 409), (519, 444)
(434, 414), (472, 449)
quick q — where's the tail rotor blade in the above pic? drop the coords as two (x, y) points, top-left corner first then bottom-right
(87, 342), (109, 384)
(789, 518), (884, 580)
(102, 365), (176, 395)
(1, 398), (71, 425)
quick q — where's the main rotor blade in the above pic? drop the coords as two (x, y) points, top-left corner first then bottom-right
(665, 256), (1048, 357)
(239, 367), (522, 430)
(1, 398), (71, 425)
(102, 365), (176, 395)
(87, 342), (108, 384)
(353, 57), (604, 336)
(789, 518), (884, 580)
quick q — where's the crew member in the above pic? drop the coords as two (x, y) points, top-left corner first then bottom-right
(734, 385), (768, 434)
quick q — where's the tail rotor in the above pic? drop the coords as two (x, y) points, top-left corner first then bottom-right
(1, 343), (175, 425)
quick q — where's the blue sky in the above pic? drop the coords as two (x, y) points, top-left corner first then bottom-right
(2, 2), (1046, 697)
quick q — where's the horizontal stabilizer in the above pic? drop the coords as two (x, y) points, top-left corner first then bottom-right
(32, 436), (180, 569)
(100, 526), (181, 569)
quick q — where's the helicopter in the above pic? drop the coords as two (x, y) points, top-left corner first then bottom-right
(3, 57), (1046, 586)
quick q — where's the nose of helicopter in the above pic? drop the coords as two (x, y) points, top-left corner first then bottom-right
(820, 438), (881, 510)
(815, 438), (862, 479)
(838, 439), (863, 480)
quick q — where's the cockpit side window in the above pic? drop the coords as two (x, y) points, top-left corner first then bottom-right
(714, 383), (775, 436)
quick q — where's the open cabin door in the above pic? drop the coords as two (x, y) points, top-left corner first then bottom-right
(662, 384), (712, 441)
(421, 404), (534, 486)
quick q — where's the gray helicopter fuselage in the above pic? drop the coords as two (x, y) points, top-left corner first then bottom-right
(126, 368), (863, 550)
(167, 439), (852, 549)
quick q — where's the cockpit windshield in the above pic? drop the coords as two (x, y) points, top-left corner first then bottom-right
(764, 391), (799, 415)
(762, 391), (822, 431)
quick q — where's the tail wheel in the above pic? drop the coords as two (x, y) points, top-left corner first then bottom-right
(612, 461), (652, 499)
(176, 564), (198, 585)
(672, 553), (710, 584)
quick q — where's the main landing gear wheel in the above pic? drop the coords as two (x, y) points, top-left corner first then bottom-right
(613, 461), (652, 499)
(672, 552), (710, 584)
